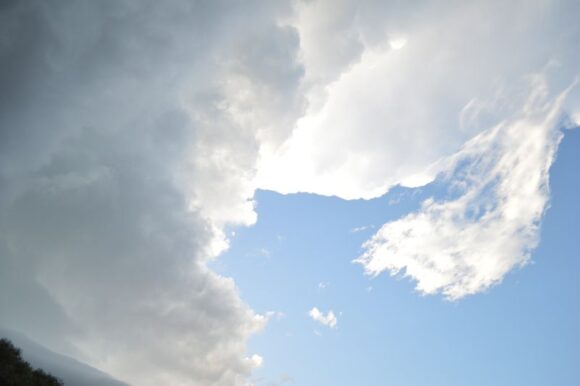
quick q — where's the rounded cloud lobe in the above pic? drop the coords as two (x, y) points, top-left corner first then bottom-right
(309, 307), (338, 329)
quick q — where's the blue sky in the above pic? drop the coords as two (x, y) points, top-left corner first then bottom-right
(218, 129), (580, 386)
(0, 1), (579, 386)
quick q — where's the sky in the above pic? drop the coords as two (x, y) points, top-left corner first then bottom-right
(0, 1), (578, 386)
(219, 128), (580, 386)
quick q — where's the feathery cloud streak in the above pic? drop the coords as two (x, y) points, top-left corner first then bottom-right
(357, 77), (579, 299)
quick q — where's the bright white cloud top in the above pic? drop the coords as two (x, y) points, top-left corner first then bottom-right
(257, 0), (580, 199)
(309, 307), (338, 329)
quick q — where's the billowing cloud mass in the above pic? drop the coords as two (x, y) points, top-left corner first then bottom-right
(0, 1), (303, 385)
(309, 307), (338, 329)
(1, 0), (579, 385)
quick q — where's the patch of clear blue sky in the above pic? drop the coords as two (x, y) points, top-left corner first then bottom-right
(214, 129), (580, 386)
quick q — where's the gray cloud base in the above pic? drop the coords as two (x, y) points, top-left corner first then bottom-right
(0, 1), (303, 385)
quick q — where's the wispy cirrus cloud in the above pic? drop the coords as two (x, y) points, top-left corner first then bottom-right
(356, 77), (579, 299)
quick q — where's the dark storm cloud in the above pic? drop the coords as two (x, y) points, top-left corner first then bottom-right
(0, 1), (303, 385)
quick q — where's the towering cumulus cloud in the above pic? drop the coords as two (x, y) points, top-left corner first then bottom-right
(1, 0), (579, 384)
(0, 1), (302, 385)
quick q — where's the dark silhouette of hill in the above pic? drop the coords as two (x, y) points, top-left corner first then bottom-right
(0, 329), (129, 386)
(0, 338), (63, 385)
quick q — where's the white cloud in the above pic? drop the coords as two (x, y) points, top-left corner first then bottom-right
(1, 3), (579, 386)
(356, 76), (578, 299)
(248, 354), (264, 368)
(309, 307), (337, 329)
(253, 0), (579, 299)
(256, 0), (580, 199)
